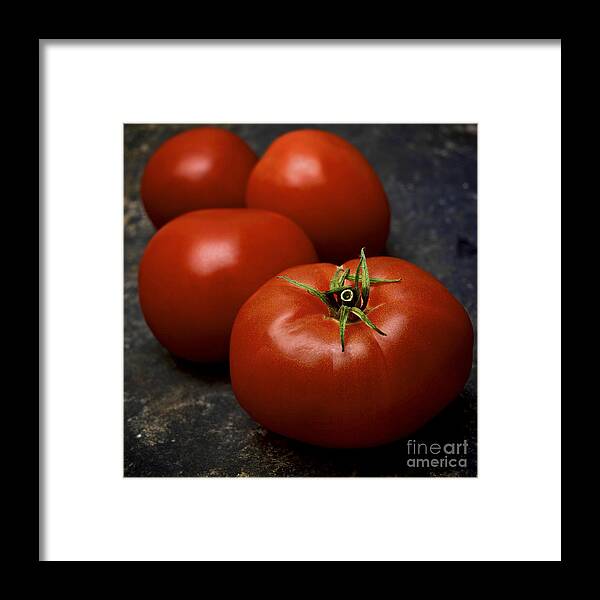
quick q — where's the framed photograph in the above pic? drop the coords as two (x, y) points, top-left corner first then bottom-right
(41, 40), (561, 561)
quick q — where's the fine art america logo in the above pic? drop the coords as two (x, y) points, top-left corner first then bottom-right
(406, 440), (469, 469)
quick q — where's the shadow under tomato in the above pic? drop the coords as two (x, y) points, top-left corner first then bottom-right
(250, 386), (477, 477)
(171, 355), (231, 383)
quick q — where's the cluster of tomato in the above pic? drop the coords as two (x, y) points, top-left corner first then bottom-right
(138, 127), (473, 448)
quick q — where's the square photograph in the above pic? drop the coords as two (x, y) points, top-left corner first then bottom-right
(124, 124), (477, 477)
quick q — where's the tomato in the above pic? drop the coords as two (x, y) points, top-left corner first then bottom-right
(138, 209), (317, 362)
(245, 129), (390, 263)
(141, 127), (258, 229)
(230, 251), (473, 447)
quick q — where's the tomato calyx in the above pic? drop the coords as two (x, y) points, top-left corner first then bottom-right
(278, 248), (401, 351)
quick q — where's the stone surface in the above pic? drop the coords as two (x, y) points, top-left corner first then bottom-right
(124, 124), (477, 477)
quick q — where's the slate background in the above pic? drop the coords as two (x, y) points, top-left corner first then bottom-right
(124, 124), (477, 477)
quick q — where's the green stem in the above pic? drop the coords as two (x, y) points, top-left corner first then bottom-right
(345, 275), (402, 284)
(278, 248), (401, 351)
(339, 305), (350, 352)
(277, 275), (329, 304)
(350, 307), (386, 336)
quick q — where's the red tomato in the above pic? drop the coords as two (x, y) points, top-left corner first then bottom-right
(230, 254), (473, 447)
(245, 129), (390, 263)
(138, 209), (317, 362)
(141, 127), (258, 229)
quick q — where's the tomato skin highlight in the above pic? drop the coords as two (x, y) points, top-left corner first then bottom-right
(138, 209), (318, 362)
(245, 129), (390, 263)
(230, 257), (473, 448)
(141, 127), (258, 229)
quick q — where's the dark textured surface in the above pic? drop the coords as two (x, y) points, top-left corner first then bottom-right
(124, 124), (477, 477)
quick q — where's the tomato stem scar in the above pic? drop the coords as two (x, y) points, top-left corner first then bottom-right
(340, 288), (354, 303)
(277, 247), (401, 351)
